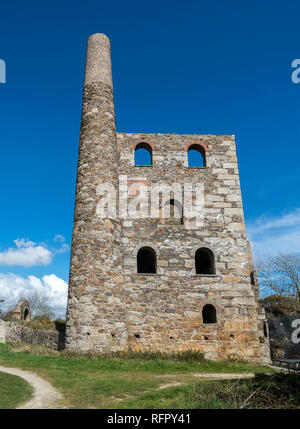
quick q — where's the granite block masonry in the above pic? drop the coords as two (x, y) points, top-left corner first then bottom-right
(65, 33), (271, 363)
(0, 321), (65, 350)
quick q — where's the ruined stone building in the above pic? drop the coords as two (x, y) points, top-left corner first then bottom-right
(65, 33), (270, 363)
(11, 300), (31, 321)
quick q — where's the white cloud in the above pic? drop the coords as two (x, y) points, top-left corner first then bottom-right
(40, 274), (68, 309)
(247, 208), (300, 237)
(0, 239), (52, 267)
(0, 273), (68, 318)
(14, 238), (36, 248)
(246, 208), (300, 257)
(0, 237), (70, 268)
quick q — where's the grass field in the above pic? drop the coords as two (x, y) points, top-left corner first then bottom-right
(0, 371), (33, 409)
(116, 373), (300, 409)
(0, 343), (298, 409)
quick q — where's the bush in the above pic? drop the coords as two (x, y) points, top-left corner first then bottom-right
(4, 316), (66, 333)
(225, 354), (249, 363)
(27, 317), (54, 330)
(3, 311), (14, 322)
(5, 317), (55, 331)
(216, 373), (300, 408)
(261, 295), (300, 316)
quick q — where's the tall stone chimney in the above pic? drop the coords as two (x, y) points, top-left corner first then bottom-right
(65, 34), (127, 351)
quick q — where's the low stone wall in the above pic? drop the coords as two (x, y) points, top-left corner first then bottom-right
(0, 321), (65, 350)
(0, 320), (5, 343)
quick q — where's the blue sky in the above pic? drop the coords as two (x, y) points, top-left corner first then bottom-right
(0, 0), (299, 316)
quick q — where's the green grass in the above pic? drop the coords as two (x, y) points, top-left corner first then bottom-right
(0, 371), (34, 409)
(115, 382), (223, 409)
(117, 374), (300, 409)
(0, 343), (274, 408)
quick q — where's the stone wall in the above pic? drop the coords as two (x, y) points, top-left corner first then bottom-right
(0, 320), (5, 343)
(115, 133), (269, 363)
(66, 128), (271, 363)
(0, 321), (65, 350)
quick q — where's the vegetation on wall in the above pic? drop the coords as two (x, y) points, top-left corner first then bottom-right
(261, 295), (300, 317)
(3, 314), (66, 332)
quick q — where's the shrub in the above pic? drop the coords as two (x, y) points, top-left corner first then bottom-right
(261, 295), (300, 316)
(216, 373), (300, 408)
(28, 317), (54, 330)
(225, 354), (249, 363)
(3, 311), (14, 321)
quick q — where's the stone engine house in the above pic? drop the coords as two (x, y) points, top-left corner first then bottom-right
(65, 33), (270, 363)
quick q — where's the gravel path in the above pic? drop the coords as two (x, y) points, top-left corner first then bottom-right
(193, 373), (255, 379)
(0, 366), (63, 409)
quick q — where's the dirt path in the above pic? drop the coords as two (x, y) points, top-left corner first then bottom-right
(193, 373), (255, 380)
(154, 372), (255, 382)
(0, 365), (63, 409)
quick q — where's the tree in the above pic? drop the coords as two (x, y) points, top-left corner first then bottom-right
(18, 289), (54, 320)
(256, 253), (300, 314)
(261, 294), (300, 316)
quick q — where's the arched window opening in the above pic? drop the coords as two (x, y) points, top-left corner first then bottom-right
(135, 143), (152, 166)
(23, 309), (29, 320)
(187, 144), (206, 167)
(195, 248), (215, 274)
(202, 304), (217, 324)
(164, 199), (184, 224)
(250, 271), (255, 285)
(137, 246), (156, 274)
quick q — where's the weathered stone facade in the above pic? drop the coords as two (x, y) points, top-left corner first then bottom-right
(11, 299), (31, 321)
(65, 33), (271, 363)
(0, 320), (5, 343)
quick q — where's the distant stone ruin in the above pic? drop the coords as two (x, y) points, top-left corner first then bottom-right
(11, 299), (31, 321)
